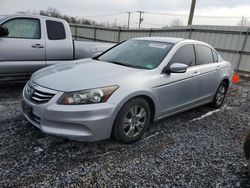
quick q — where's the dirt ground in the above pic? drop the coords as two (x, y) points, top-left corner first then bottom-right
(0, 78), (250, 187)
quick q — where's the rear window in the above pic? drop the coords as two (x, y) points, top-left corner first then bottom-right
(46, 20), (66, 40)
(196, 45), (214, 65)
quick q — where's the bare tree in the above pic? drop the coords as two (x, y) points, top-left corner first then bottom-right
(170, 18), (183, 27)
(17, 8), (93, 25)
(17, 8), (128, 28)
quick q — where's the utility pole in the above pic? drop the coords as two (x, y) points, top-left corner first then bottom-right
(137, 11), (144, 29)
(127, 12), (131, 29)
(241, 15), (245, 26)
(114, 18), (117, 27)
(188, 0), (196, 25)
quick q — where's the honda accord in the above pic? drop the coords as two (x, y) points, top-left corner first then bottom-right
(22, 37), (233, 143)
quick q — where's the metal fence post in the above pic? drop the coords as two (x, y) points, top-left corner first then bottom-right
(94, 27), (97, 41)
(117, 27), (121, 42)
(149, 28), (152, 37)
(75, 24), (77, 40)
(236, 27), (249, 71)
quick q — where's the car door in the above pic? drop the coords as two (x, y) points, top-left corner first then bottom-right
(0, 17), (45, 78)
(155, 44), (201, 117)
(194, 45), (221, 101)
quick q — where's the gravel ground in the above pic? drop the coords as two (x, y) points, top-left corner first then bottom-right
(0, 79), (250, 187)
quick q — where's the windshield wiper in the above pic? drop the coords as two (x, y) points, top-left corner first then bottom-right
(92, 56), (100, 61)
(106, 61), (145, 69)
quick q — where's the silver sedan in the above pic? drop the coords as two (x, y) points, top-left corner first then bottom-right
(22, 37), (233, 143)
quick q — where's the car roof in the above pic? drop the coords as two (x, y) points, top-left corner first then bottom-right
(132, 37), (184, 44)
(131, 37), (213, 48)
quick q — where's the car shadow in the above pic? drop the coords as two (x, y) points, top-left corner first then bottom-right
(0, 81), (27, 99)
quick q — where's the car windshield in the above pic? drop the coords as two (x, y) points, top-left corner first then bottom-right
(97, 40), (173, 69)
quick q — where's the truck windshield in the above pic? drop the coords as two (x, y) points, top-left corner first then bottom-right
(98, 40), (173, 69)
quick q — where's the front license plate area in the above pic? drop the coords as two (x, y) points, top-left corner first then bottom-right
(22, 101), (33, 117)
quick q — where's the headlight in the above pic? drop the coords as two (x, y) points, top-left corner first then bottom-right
(58, 85), (119, 105)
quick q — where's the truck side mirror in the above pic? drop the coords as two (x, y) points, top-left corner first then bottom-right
(0, 26), (9, 37)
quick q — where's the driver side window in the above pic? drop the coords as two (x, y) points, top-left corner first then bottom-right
(1, 18), (41, 39)
(169, 44), (196, 67)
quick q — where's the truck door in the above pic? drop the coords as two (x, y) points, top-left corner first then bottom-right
(45, 20), (74, 66)
(0, 17), (46, 79)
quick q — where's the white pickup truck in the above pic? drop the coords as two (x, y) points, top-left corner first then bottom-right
(0, 15), (115, 81)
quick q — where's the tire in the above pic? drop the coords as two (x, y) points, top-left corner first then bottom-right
(112, 98), (151, 144)
(210, 82), (228, 109)
(244, 130), (250, 161)
(244, 130), (250, 173)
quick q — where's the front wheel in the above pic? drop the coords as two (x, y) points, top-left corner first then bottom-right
(211, 82), (228, 108)
(112, 98), (151, 144)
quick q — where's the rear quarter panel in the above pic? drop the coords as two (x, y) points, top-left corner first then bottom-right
(219, 60), (233, 86)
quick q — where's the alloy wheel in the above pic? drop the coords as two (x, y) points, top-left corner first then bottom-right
(215, 85), (226, 106)
(122, 105), (147, 138)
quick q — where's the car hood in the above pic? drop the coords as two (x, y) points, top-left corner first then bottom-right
(31, 59), (144, 92)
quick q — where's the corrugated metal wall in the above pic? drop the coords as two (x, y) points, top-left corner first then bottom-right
(70, 24), (250, 73)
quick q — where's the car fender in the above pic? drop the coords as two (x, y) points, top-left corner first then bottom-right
(110, 90), (159, 127)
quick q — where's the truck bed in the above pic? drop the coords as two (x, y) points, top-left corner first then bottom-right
(74, 41), (115, 59)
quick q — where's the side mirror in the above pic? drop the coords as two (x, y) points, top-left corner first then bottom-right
(167, 63), (188, 73)
(0, 26), (9, 37)
(92, 52), (102, 59)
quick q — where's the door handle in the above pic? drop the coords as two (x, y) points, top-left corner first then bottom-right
(216, 65), (221, 70)
(31, 44), (44, 48)
(193, 71), (200, 76)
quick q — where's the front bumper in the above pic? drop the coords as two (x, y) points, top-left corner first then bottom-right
(22, 86), (116, 142)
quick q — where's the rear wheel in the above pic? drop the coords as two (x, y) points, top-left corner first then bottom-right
(112, 98), (151, 144)
(211, 82), (228, 108)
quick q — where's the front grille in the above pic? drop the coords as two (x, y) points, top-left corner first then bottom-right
(30, 89), (55, 104)
(25, 82), (57, 104)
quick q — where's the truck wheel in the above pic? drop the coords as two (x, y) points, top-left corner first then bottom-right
(112, 98), (151, 144)
(211, 82), (228, 108)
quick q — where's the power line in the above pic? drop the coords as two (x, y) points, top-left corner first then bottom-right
(80, 10), (250, 20)
(143, 11), (187, 17)
(83, 12), (127, 18)
(80, 10), (250, 29)
(143, 11), (244, 19)
(82, 11), (141, 18)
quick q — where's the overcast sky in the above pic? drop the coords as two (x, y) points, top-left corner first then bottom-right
(1, 0), (250, 28)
